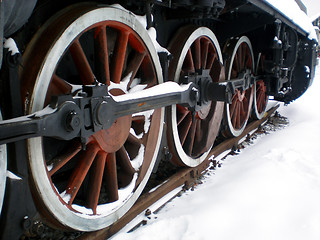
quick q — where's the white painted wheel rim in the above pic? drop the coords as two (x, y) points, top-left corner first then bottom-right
(225, 36), (254, 137)
(27, 6), (164, 231)
(170, 27), (223, 167)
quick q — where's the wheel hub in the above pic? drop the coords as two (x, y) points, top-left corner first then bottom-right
(91, 115), (131, 153)
(91, 88), (132, 153)
(186, 69), (213, 113)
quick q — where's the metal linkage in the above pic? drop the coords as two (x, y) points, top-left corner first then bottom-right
(186, 68), (254, 106)
(0, 67), (255, 146)
(0, 82), (198, 146)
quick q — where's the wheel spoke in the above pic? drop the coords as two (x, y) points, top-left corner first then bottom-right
(184, 48), (195, 73)
(210, 58), (224, 82)
(229, 93), (238, 119)
(87, 151), (107, 214)
(184, 118), (197, 156)
(65, 142), (99, 205)
(48, 141), (82, 177)
(239, 44), (245, 70)
(178, 113), (192, 145)
(117, 146), (135, 176)
(231, 101), (239, 127)
(206, 49), (217, 70)
(94, 26), (110, 85)
(177, 105), (190, 125)
(229, 102), (237, 119)
(242, 93), (250, 106)
(195, 118), (202, 143)
(45, 74), (73, 106)
(194, 38), (201, 70)
(105, 152), (119, 202)
(245, 51), (251, 68)
(234, 53), (240, 72)
(201, 39), (209, 69)
(69, 39), (95, 85)
(112, 30), (129, 84)
(127, 132), (143, 146)
(258, 91), (266, 113)
(257, 90), (263, 110)
(124, 50), (147, 90)
(117, 146), (135, 187)
(240, 100), (246, 121)
(51, 74), (73, 94)
(236, 103), (241, 129)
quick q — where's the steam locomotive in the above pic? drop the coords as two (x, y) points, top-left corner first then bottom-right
(0, 0), (317, 238)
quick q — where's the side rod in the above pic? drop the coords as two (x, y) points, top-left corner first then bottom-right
(0, 72), (253, 146)
(0, 82), (198, 145)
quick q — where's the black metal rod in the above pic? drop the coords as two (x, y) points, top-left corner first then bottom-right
(0, 116), (41, 144)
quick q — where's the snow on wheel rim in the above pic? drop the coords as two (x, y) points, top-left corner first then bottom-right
(224, 36), (254, 137)
(0, 110), (7, 214)
(168, 27), (224, 167)
(24, 6), (164, 231)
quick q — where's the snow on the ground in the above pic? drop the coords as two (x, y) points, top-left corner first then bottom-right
(112, 65), (320, 240)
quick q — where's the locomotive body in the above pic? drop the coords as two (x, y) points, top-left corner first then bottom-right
(0, 0), (317, 238)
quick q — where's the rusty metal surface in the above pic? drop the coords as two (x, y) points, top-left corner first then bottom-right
(78, 104), (279, 240)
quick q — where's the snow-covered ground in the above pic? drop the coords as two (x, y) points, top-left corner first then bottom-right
(112, 65), (320, 240)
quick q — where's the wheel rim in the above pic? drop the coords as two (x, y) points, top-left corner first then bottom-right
(167, 26), (224, 167)
(223, 36), (254, 137)
(21, 6), (164, 231)
(253, 53), (268, 119)
(0, 110), (7, 215)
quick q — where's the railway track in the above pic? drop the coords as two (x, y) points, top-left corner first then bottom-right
(78, 104), (279, 240)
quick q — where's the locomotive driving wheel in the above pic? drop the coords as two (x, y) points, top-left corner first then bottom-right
(252, 53), (268, 119)
(21, 5), (164, 231)
(222, 36), (254, 137)
(167, 26), (224, 167)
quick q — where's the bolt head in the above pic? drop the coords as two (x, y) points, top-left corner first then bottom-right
(66, 111), (81, 131)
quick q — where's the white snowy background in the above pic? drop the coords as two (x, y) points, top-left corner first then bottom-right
(111, 64), (320, 240)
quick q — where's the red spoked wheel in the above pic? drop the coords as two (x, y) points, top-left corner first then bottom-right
(222, 36), (254, 137)
(167, 26), (224, 167)
(21, 5), (164, 231)
(252, 53), (269, 119)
